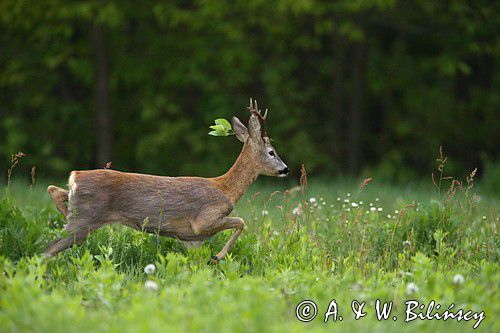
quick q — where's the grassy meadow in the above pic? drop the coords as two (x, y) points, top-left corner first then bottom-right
(0, 171), (498, 332)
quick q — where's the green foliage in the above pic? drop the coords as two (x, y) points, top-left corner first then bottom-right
(0, 0), (498, 177)
(0, 179), (498, 332)
(208, 118), (234, 136)
(0, 198), (54, 260)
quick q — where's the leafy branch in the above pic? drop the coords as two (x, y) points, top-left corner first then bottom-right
(208, 118), (234, 136)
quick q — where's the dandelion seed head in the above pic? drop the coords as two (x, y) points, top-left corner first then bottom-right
(406, 282), (419, 295)
(453, 274), (465, 285)
(144, 264), (156, 275)
(145, 280), (159, 291)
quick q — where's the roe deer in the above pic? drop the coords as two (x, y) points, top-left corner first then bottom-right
(45, 98), (289, 260)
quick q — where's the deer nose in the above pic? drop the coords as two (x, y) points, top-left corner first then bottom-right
(278, 167), (290, 176)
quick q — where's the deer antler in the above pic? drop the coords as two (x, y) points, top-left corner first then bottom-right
(248, 97), (268, 138)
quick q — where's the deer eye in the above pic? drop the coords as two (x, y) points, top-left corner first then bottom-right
(268, 150), (275, 157)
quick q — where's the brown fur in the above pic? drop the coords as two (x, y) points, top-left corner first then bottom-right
(45, 142), (257, 259)
(45, 100), (287, 260)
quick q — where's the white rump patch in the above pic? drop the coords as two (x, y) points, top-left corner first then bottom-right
(68, 172), (77, 201)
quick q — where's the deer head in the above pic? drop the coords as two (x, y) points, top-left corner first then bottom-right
(231, 98), (289, 177)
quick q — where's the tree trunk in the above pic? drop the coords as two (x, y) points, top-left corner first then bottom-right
(347, 40), (366, 173)
(331, 31), (345, 171)
(91, 24), (112, 167)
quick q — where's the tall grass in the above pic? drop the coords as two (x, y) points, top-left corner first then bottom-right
(0, 156), (498, 332)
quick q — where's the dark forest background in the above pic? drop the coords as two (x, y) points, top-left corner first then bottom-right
(0, 0), (498, 182)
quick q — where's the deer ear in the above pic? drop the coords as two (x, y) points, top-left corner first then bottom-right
(247, 114), (262, 140)
(231, 116), (248, 142)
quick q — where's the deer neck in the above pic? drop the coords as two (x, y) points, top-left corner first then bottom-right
(214, 144), (259, 204)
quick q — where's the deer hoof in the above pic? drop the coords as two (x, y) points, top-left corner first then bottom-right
(207, 255), (221, 265)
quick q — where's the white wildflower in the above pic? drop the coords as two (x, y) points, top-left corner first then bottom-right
(144, 264), (156, 275)
(351, 202), (359, 207)
(370, 207), (376, 212)
(395, 210), (399, 214)
(346, 208), (351, 212)
(406, 282), (419, 295)
(292, 205), (302, 215)
(377, 207), (383, 212)
(344, 198), (350, 203)
(145, 280), (159, 291)
(347, 193), (351, 197)
(309, 197), (317, 205)
(262, 210), (269, 216)
(453, 274), (465, 285)
(369, 203), (373, 207)
(482, 216), (487, 220)
(359, 201), (363, 205)
(337, 197), (341, 201)
(403, 240), (412, 247)
(387, 214), (392, 219)
(375, 198), (379, 202)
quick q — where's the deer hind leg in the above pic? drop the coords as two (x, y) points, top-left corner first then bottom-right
(210, 217), (245, 262)
(47, 185), (69, 217)
(44, 220), (100, 258)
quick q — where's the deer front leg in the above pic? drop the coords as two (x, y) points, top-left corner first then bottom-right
(211, 217), (245, 262)
(194, 216), (245, 264)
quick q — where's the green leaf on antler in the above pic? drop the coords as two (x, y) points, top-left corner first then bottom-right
(208, 118), (234, 136)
